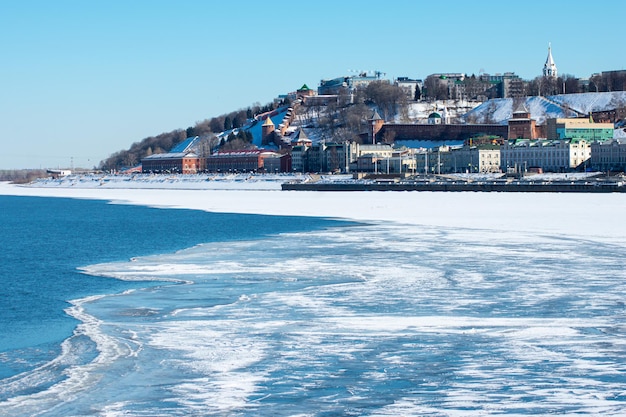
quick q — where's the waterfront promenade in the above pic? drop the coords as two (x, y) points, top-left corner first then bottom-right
(282, 174), (626, 193)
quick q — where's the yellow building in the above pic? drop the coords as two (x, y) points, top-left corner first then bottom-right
(546, 117), (614, 142)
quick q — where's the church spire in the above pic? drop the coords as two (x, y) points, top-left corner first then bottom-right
(543, 42), (558, 78)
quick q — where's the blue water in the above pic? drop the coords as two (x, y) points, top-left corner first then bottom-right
(2, 195), (626, 416)
(0, 196), (344, 380)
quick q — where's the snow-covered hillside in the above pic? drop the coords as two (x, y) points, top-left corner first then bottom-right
(462, 92), (626, 125)
(212, 92), (625, 150)
(401, 100), (483, 123)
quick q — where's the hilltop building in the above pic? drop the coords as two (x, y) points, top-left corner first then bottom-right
(543, 43), (558, 78)
(427, 108), (450, 125)
(428, 112), (442, 125)
(424, 72), (525, 100)
(395, 77), (423, 101)
(296, 84), (315, 100)
(483, 73), (525, 99)
(317, 72), (385, 96)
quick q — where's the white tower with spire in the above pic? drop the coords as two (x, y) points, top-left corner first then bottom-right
(543, 43), (558, 78)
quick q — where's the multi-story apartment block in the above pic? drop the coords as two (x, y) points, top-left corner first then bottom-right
(318, 72), (384, 96)
(425, 72), (524, 100)
(395, 77), (423, 100)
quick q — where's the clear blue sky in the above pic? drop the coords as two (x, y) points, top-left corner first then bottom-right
(1, 0), (624, 169)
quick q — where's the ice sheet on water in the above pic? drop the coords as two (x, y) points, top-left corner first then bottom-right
(7, 221), (616, 416)
(2, 184), (626, 415)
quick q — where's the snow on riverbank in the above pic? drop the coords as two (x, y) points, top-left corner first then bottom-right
(25, 173), (310, 190)
(2, 178), (626, 243)
(448, 171), (604, 181)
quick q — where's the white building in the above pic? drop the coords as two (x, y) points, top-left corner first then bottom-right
(454, 146), (501, 173)
(500, 139), (590, 172)
(543, 43), (558, 78)
(412, 146), (500, 174)
(395, 77), (423, 100)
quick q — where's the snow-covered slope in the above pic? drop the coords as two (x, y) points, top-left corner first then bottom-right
(402, 100), (483, 123)
(462, 92), (626, 125)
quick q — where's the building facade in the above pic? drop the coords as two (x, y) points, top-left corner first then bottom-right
(546, 117), (614, 142)
(141, 136), (204, 174)
(543, 44), (558, 78)
(291, 145), (307, 172)
(204, 150), (283, 172)
(318, 73), (384, 96)
(454, 145), (501, 173)
(500, 139), (590, 172)
(413, 145), (500, 174)
(395, 77), (423, 100)
(141, 153), (201, 174)
(590, 139), (626, 172)
(508, 106), (538, 139)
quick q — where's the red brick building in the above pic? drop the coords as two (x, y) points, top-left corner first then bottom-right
(379, 123), (508, 142)
(507, 105), (538, 139)
(142, 152), (201, 174)
(204, 150), (289, 172)
(141, 136), (203, 174)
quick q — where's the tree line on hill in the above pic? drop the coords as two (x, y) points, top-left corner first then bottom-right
(99, 102), (283, 171)
(423, 71), (626, 101)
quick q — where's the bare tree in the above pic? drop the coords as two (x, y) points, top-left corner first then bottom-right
(423, 75), (449, 100)
(363, 81), (406, 120)
(195, 134), (219, 157)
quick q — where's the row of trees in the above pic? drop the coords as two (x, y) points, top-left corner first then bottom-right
(526, 72), (626, 96)
(360, 81), (407, 120)
(0, 169), (48, 183)
(422, 71), (626, 101)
